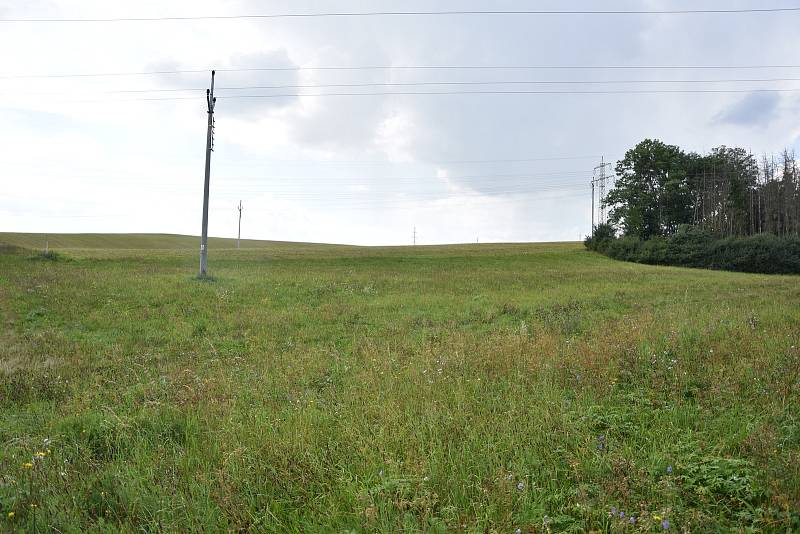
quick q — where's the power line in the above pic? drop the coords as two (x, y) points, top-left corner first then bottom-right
(216, 88), (800, 98)
(3, 155), (602, 170)
(10, 77), (800, 97)
(216, 77), (800, 88)
(8, 64), (800, 79)
(19, 172), (593, 192)
(9, 87), (800, 104)
(2, 7), (799, 23)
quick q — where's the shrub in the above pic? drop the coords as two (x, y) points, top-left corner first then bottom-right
(589, 227), (800, 274)
(666, 226), (714, 267)
(584, 223), (617, 252)
(605, 236), (643, 262)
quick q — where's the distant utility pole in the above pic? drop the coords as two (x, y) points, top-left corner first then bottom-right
(591, 157), (613, 234)
(237, 200), (243, 249)
(199, 70), (216, 278)
(591, 178), (595, 232)
(413, 226), (417, 246)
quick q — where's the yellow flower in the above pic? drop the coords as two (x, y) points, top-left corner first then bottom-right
(21, 463), (33, 469)
(34, 451), (47, 458)
(7, 512), (14, 519)
(29, 503), (37, 509)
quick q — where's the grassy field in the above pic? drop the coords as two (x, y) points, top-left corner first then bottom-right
(0, 233), (798, 532)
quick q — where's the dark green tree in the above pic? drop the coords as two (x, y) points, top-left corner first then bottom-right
(604, 139), (693, 239)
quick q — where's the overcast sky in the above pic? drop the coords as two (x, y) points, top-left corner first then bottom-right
(2, 0), (800, 245)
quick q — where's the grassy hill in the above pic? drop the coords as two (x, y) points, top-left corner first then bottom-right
(0, 232), (343, 251)
(0, 237), (798, 531)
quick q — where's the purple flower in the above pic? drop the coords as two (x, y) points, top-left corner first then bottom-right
(666, 465), (673, 474)
(610, 507), (617, 516)
(662, 519), (670, 530)
(598, 435), (605, 442)
(619, 511), (625, 519)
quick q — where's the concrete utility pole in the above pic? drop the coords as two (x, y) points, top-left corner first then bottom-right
(237, 200), (242, 249)
(413, 226), (417, 246)
(591, 179), (595, 232)
(199, 70), (216, 278)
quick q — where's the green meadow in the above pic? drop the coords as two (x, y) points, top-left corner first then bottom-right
(0, 233), (798, 532)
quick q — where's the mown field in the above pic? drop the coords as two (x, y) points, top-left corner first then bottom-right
(0, 233), (798, 532)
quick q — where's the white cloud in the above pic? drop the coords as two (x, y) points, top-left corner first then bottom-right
(2, 0), (800, 244)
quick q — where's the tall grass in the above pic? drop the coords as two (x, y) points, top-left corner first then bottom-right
(0, 239), (798, 532)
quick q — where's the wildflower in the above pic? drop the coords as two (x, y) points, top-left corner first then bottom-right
(619, 511), (625, 519)
(33, 451), (47, 460)
(7, 512), (14, 519)
(661, 519), (670, 530)
(666, 465), (673, 474)
(516, 481), (525, 491)
(629, 516), (636, 524)
(378, 469), (384, 477)
(43, 438), (51, 447)
(611, 507), (617, 516)
(598, 435), (605, 442)
(515, 529), (522, 534)
(29, 503), (37, 509)
(21, 463), (33, 469)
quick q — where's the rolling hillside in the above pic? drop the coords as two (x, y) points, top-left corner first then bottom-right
(0, 237), (798, 531)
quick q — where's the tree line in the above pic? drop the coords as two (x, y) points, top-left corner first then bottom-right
(586, 139), (800, 274)
(603, 139), (800, 240)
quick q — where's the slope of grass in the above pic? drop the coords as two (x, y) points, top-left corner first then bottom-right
(0, 238), (798, 532)
(0, 232), (351, 251)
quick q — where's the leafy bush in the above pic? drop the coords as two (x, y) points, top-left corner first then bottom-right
(604, 236), (644, 262)
(584, 223), (616, 252)
(587, 227), (800, 274)
(666, 226), (715, 266)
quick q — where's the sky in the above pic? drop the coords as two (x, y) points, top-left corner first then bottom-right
(2, 0), (800, 245)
